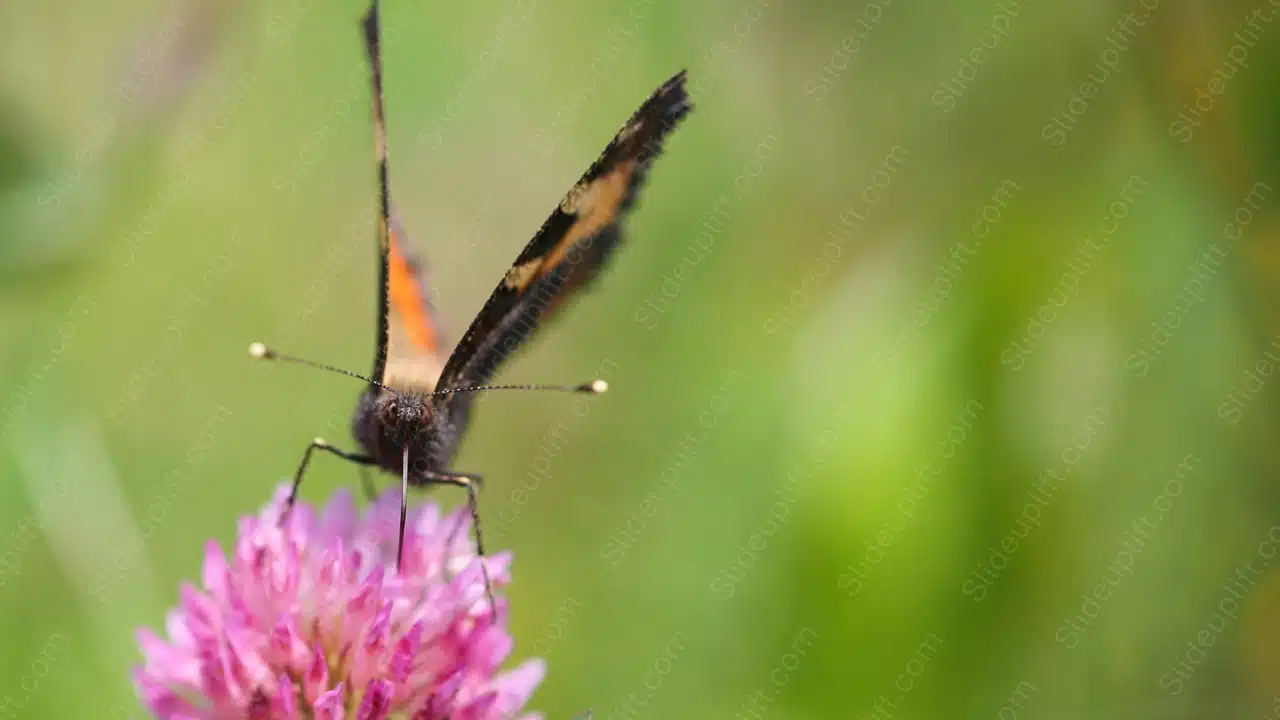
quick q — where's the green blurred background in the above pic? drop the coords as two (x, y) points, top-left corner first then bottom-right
(4, 0), (1280, 717)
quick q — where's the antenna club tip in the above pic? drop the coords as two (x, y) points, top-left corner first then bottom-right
(589, 379), (608, 394)
(248, 342), (269, 359)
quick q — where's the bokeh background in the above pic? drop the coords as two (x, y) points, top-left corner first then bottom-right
(3, 0), (1280, 717)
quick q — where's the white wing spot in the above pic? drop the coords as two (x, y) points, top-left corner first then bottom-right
(560, 180), (602, 215)
(503, 259), (543, 290)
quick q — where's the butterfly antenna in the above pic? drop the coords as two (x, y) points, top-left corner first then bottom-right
(426, 380), (609, 398)
(249, 342), (395, 392)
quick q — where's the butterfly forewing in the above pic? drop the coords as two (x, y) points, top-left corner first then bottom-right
(437, 71), (692, 393)
(363, 2), (448, 394)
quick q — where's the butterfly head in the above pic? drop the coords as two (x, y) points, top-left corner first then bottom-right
(373, 389), (432, 441)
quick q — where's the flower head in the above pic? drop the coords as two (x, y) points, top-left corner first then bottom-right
(134, 484), (544, 719)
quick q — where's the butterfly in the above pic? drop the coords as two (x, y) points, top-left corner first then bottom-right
(250, 0), (691, 602)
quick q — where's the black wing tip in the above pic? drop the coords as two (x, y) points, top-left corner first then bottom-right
(361, 1), (381, 55)
(619, 69), (691, 168)
(659, 69), (689, 96)
(648, 69), (693, 124)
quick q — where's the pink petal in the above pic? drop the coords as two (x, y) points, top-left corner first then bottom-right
(321, 488), (360, 540)
(389, 621), (424, 683)
(466, 625), (513, 673)
(356, 678), (394, 720)
(271, 537), (301, 599)
(482, 551), (514, 584)
(270, 615), (308, 673)
(346, 564), (385, 624)
(137, 627), (179, 667)
(411, 502), (441, 537)
(202, 542), (230, 601)
(264, 484), (293, 523)
(318, 540), (344, 591)
(350, 603), (392, 689)
(178, 584), (218, 639)
(447, 562), (486, 603)
(313, 683), (346, 720)
(225, 626), (272, 695)
(247, 688), (271, 719)
(418, 667), (464, 717)
(458, 690), (499, 720)
(196, 641), (231, 706)
(133, 669), (204, 717)
(164, 608), (196, 650)
(491, 660), (547, 716)
(363, 603), (393, 657)
(303, 643), (330, 705)
(365, 487), (402, 534)
(275, 673), (300, 719)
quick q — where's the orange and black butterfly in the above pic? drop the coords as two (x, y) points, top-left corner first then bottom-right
(250, 0), (691, 597)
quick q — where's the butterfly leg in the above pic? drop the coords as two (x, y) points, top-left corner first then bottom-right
(287, 437), (376, 516)
(415, 469), (494, 613)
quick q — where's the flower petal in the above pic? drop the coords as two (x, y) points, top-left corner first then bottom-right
(491, 660), (547, 716)
(321, 488), (360, 540)
(303, 642), (330, 706)
(356, 678), (394, 720)
(314, 682), (346, 720)
(275, 673), (301, 719)
(202, 541), (230, 602)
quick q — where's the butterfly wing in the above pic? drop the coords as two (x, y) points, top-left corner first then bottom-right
(437, 70), (692, 392)
(363, 4), (447, 393)
(383, 219), (447, 390)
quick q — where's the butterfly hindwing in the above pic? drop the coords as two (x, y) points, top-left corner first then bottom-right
(437, 71), (692, 391)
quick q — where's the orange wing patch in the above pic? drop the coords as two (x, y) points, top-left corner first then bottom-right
(388, 227), (439, 353)
(382, 221), (446, 392)
(542, 159), (636, 275)
(502, 159), (638, 293)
